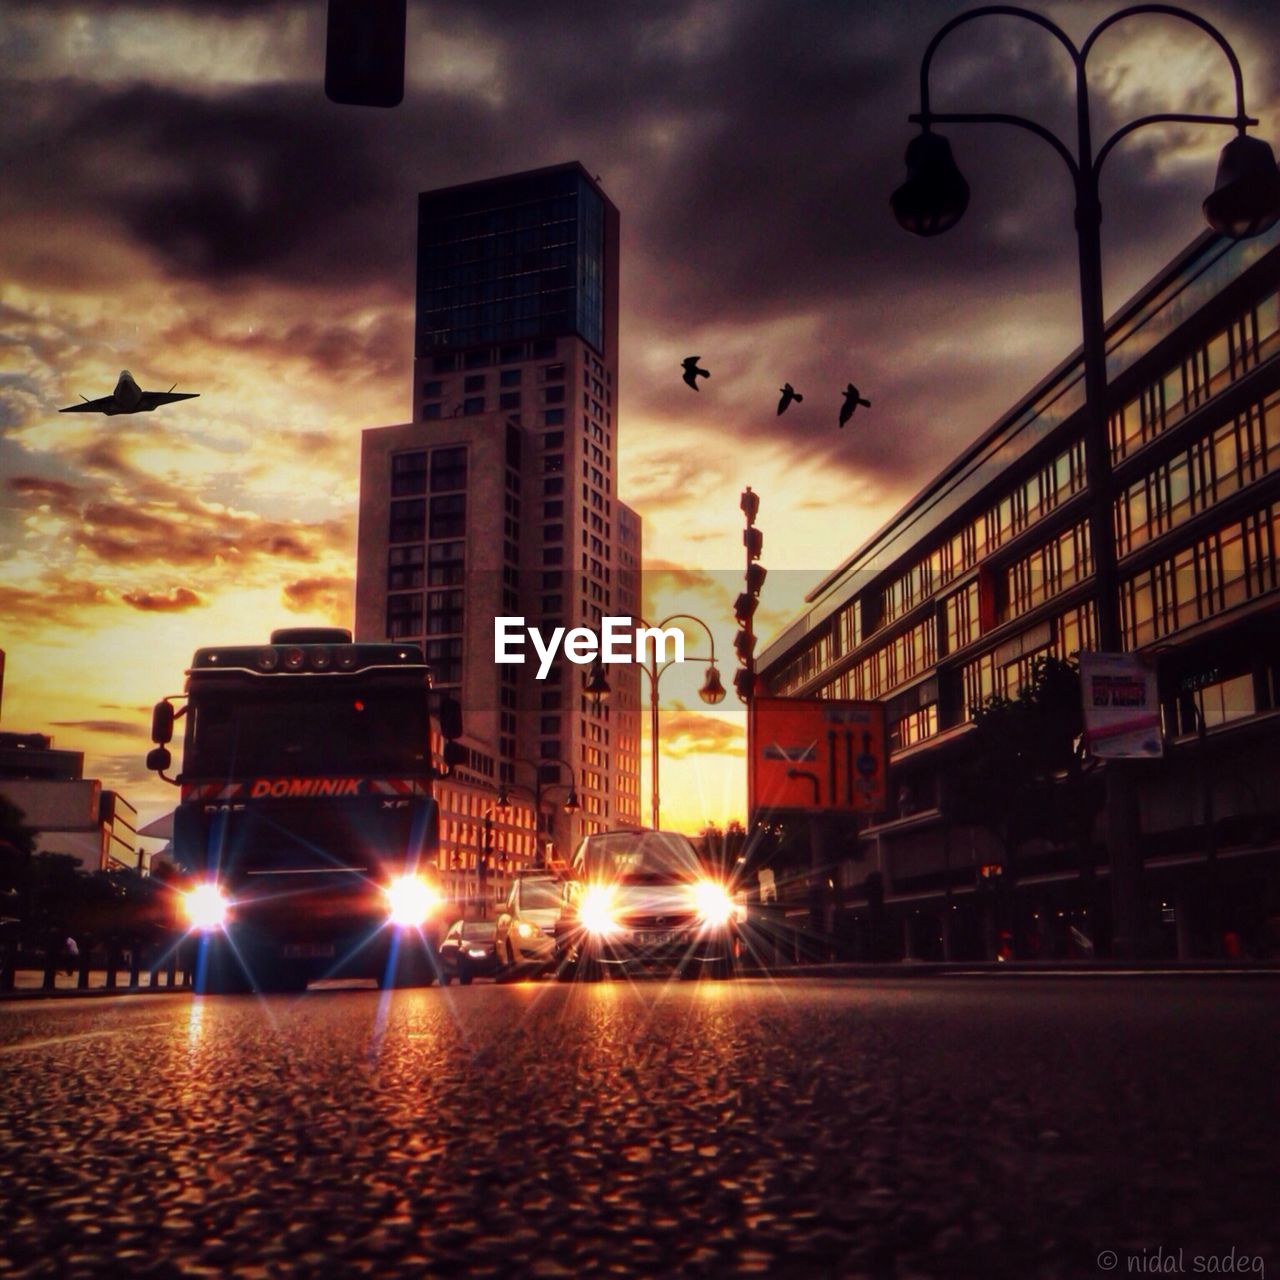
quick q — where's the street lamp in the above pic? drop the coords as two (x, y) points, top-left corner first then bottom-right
(895, 3), (1279, 958)
(584, 614), (726, 831)
(498, 756), (580, 865)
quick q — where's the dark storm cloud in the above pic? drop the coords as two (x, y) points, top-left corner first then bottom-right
(281, 575), (352, 616)
(120, 587), (204, 611)
(6, 466), (351, 569)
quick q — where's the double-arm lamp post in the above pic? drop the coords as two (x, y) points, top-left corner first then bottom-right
(584, 614), (726, 831)
(892, 3), (1280, 957)
(497, 756), (580, 866)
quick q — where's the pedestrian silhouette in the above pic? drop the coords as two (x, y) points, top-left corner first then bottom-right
(682, 356), (710, 391)
(839, 383), (871, 427)
(777, 383), (803, 415)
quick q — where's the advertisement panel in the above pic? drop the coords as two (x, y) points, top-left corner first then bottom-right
(750, 697), (887, 813)
(1078, 652), (1164, 759)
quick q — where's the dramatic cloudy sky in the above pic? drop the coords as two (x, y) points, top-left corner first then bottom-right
(1, 0), (1276, 837)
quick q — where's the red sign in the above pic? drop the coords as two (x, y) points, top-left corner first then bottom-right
(749, 697), (887, 814)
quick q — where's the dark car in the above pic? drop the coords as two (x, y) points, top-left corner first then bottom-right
(438, 919), (500, 985)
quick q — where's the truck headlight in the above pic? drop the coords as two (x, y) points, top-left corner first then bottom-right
(183, 882), (229, 931)
(580, 884), (618, 935)
(385, 874), (441, 927)
(690, 879), (736, 927)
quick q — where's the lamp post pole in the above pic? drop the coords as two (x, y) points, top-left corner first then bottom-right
(895, 4), (1280, 957)
(499, 756), (580, 866)
(639, 614), (726, 832)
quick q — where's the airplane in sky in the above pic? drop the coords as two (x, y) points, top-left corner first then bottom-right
(59, 370), (200, 415)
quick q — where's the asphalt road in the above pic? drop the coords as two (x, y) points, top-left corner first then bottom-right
(1, 976), (1277, 1279)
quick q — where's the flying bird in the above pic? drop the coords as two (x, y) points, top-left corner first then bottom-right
(682, 356), (710, 391)
(777, 383), (803, 415)
(839, 383), (871, 427)
(59, 370), (199, 416)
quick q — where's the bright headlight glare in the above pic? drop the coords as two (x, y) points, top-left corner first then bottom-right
(580, 884), (618, 935)
(691, 879), (736, 927)
(514, 920), (539, 939)
(183, 883), (229, 931)
(385, 874), (441, 927)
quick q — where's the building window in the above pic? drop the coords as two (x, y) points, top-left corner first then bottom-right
(544, 454), (564, 474)
(387, 593), (423, 639)
(430, 446), (467, 493)
(544, 385), (565, 405)
(423, 403), (442, 419)
(430, 494), (466, 539)
(428, 541), (464, 586)
(427, 589), (464, 635)
(464, 374), (486, 392)
(391, 451), (428, 497)
(544, 363), (565, 382)
(422, 381), (443, 398)
(544, 547), (564, 565)
(427, 638), (463, 685)
(533, 339), (556, 359)
(390, 499), (426, 543)
(388, 544), (425, 591)
(500, 368), (522, 387)
(463, 397), (485, 415)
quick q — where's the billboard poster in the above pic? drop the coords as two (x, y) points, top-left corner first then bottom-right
(750, 697), (888, 814)
(1078, 652), (1163, 759)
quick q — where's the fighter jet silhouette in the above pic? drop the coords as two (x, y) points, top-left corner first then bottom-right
(682, 356), (710, 391)
(839, 383), (871, 427)
(59, 370), (199, 416)
(777, 383), (803, 415)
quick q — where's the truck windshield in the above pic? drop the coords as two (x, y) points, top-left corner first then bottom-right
(183, 682), (430, 778)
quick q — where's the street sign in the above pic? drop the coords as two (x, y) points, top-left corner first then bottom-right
(1078, 652), (1163, 758)
(749, 697), (887, 813)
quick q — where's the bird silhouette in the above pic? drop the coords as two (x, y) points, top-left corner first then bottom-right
(682, 356), (710, 391)
(839, 383), (871, 427)
(777, 383), (803, 415)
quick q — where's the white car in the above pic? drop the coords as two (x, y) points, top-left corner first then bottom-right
(495, 874), (567, 974)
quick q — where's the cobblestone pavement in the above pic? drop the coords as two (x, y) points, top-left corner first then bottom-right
(1, 976), (1277, 1278)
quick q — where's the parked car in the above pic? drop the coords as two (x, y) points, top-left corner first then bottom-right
(558, 829), (741, 981)
(438, 919), (500, 985)
(495, 874), (567, 975)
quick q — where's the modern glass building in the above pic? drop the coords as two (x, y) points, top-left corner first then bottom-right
(755, 226), (1280, 961)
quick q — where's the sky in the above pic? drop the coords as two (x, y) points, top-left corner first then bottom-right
(1, 0), (1276, 839)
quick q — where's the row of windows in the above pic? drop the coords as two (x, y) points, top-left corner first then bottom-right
(1109, 288), (1280, 463)
(1114, 393), (1280, 557)
(881, 440), (1088, 628)
(961, 603), (1097, 720)
(391, 447), (466, 497)
(1120, 499), (1280, 649)
(387, 541), (464, 591)
(428, 338), (558, 373)
(1003, 521), (1092, 621)
(390, 494), (466, 543)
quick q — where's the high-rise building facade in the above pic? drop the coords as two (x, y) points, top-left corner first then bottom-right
(356, 164), (642, 879)
(756, 226), (1280, 960)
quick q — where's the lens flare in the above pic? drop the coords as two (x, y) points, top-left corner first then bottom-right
(690, 879), (736, 927)
(580, 884), (618, 935)
(183, 883), (229, 931)
(385, 875), (441, 927)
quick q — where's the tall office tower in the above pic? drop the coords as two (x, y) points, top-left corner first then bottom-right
(356, 163), (642, 869)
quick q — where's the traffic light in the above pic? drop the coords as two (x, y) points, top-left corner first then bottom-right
(325, 0), (407, 108)
(744, 527), (763, 561)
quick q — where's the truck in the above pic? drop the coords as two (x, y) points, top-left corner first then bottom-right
(147, 627), (462, 993)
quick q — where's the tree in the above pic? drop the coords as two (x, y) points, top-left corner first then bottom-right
(949, 655), (1102, 903)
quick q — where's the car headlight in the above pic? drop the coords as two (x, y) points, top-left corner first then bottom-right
(580, 884), (618, 935)
(690, 879), (736, 927)
(183, 882), (229, 931)
(385, 874), (442, 927)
